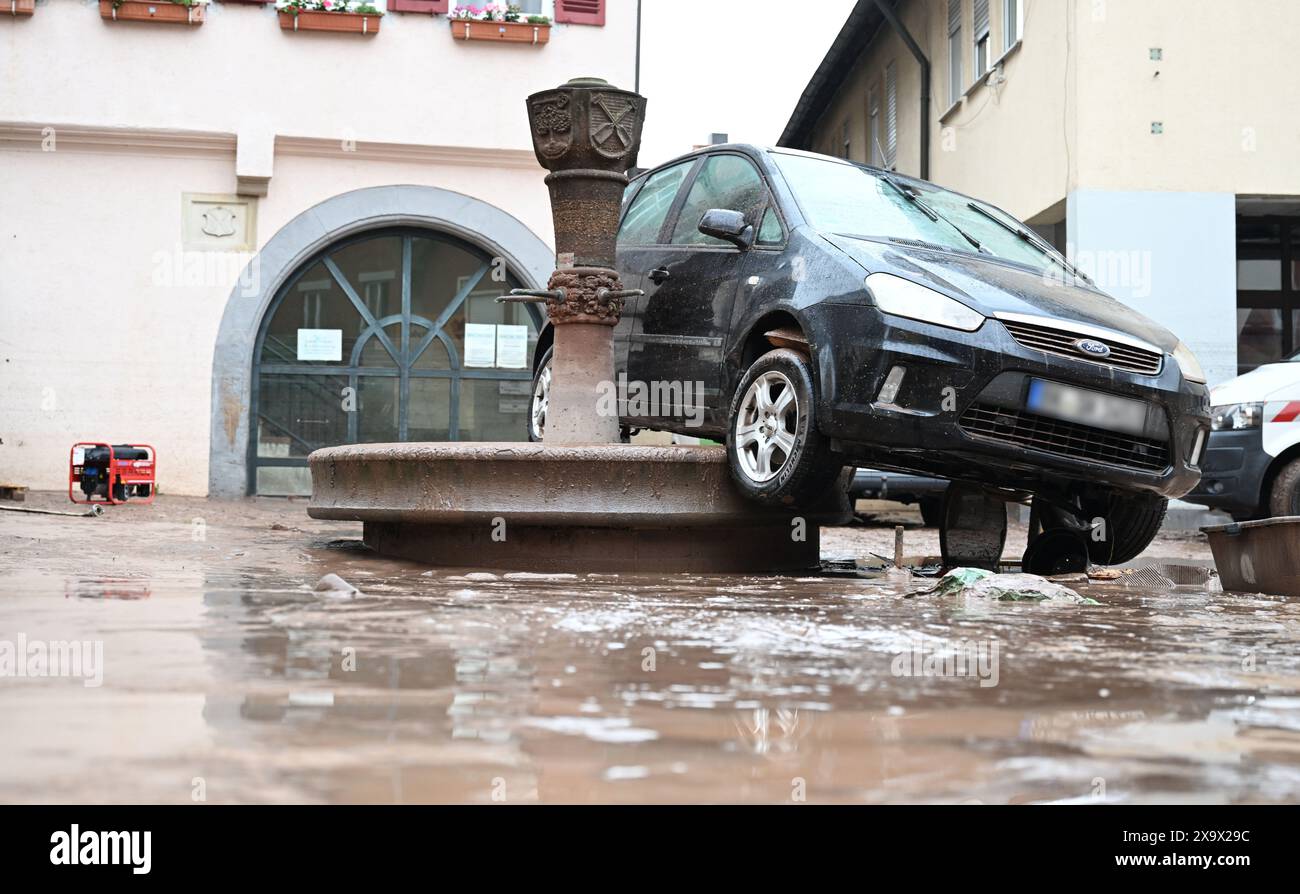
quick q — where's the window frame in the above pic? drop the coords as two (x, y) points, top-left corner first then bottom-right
(973, 0), (991, 81)
(1003, 0), (1022, 51)
(947, 0), (963, 106)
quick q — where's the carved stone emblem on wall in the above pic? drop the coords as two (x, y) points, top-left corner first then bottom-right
(201, 206), (238, 239)
(182, 193), (257, 252)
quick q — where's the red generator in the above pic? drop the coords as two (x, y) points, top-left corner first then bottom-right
(70, 443), (157, 506)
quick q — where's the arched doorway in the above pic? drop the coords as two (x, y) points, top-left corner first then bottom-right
(250, 227), (542, 495)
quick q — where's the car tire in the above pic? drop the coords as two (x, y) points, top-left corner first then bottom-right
(726, 348), (841, 507)
(1268, 457), (1300, 517)
(528, 347), (552, 442)
(1082, 491), (1168, 565)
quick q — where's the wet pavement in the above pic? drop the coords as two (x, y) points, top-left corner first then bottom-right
(2, 493), (1299, 804)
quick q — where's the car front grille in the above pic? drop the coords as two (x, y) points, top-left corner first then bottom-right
(999, 318), (1163, 375)
(959, 403), (1171, 473)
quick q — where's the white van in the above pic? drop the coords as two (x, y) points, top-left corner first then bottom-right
(1186, 355), (1300, 519)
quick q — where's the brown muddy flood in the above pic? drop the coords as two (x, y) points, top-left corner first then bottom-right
(2, 494), (1299, 804)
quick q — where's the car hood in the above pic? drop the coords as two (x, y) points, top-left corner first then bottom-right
(1210, 362), (1300, 405)
(824, 233), (1181, 351)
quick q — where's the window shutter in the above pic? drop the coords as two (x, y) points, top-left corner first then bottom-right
(387, 0), (448, 11)
(948, 0), (961, 35)
(885, 62), (898, 168)
(974, 0), (990, 36)
(555, 0), (605, 26)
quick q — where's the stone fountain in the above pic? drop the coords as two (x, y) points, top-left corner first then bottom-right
(307, 78), (842, 573)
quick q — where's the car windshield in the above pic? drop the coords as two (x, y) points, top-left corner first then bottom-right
(773, 152), (1073, 278)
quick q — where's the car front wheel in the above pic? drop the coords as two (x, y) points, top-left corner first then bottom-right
(1081, 490), (1168, 565)
(726, 348), (841, 507)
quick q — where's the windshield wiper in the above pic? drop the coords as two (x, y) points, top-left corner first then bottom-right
(965, 202), (1092, 284)
(878, 170), (939, 221)
(877, 171), (986, 253)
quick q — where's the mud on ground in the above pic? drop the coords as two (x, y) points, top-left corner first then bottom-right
(1, 492), (1297, 804)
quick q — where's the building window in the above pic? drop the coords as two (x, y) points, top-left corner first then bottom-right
(868, 86), (881, 165)
(251, 228), (541, 495)
(973, 0), (991, 80)
(841, 120), (851, 159)
(1003, 0), (1022, 50)
(1236, 217), (1300, 374)
(885, 62), (898, 168)
(948, 0), (962, 104)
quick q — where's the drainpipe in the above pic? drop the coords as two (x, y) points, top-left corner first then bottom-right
(873, 0), (930, 180)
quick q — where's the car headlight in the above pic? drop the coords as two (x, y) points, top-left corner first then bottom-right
(1211, 402), (1264, 431)
(1173, 341), (1206, 384)
(864, 272), (984, 332)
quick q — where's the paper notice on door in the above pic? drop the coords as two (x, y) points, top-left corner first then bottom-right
(496, 324), (529, 369)
(297, 329), (342, 362)
(464, 323), (497, 368)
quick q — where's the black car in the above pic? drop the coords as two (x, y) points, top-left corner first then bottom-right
(529, 145), (1211, 564)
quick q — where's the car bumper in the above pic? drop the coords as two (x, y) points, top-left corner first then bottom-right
(809, 305), (1211, 500)
(1184, 427), (1268, 516)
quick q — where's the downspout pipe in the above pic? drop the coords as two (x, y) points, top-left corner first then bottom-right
(872, 0), (931, 180)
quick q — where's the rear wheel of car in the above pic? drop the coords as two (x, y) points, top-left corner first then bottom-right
(1268, 457), (1300, 517)
(726, 348), (841, 507)
(528, 347), (552, 442)
(1081, 490), (1168, 565)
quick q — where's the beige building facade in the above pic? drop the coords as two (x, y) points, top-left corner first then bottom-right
(1, 0), (629, 496)
(783, 0), (1300, 390)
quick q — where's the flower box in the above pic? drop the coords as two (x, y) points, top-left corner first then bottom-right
(4, 0), (36, 16)
(99, 0), (206, 25)
(450, 18), (550, 44)
(278, 9), (381, 33)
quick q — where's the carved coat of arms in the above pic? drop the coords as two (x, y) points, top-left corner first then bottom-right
(589, 92), (636, 159)
(531, 94), (573, 160)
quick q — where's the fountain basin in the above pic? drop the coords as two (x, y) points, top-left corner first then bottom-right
(307, 443), (842, 572)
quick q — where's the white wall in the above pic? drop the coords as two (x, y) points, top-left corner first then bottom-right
(0, 2), (638, 495)
(1068, 190), (1238, 387)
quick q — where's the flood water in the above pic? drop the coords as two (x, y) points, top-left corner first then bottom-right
(2, 495), (1299, 804)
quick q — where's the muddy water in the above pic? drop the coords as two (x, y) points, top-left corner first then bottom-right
(2, 495), (1299, 804)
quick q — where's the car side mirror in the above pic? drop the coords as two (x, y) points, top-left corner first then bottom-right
(698, 208), (754, 250)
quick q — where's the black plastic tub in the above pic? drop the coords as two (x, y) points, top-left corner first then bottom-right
(1202, 516), (1300, 596)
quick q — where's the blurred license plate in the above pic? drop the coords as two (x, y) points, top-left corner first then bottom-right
(1026, 379), (1149, 436)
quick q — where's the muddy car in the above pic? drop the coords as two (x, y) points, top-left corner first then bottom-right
(529, 145), (1211, 564)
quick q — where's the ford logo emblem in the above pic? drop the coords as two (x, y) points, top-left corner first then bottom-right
(1075, 338), (1111, 358)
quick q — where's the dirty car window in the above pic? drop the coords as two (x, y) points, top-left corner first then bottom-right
(618, 162), (691, 246)
(671, 155), (767, 246)
(773, 153), (1068, 275)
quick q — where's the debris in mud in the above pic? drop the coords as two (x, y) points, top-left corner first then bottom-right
(916, 567), (1099, 604)
(313, 573), (361, 599)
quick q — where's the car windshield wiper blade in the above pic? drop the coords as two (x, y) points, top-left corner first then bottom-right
(965, 201), (1092, 283)
(878, 170), (940, 221)
(877, 171), (986, 252)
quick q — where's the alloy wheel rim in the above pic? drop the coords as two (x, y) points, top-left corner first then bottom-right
(735, 370), (799, 483)
(531, 362), (551, 439)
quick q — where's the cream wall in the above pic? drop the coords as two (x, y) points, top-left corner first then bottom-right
(1072, 0), (1300, 195)
(0, 2), (635, 495)
(805, 0), (1300, 217)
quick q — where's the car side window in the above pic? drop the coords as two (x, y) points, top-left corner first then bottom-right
(757, 206), (784, 245)
(617, 162), (691, 247)
(670, 155), (768, 246)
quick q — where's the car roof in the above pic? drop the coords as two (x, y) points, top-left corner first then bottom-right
(632, 143), (926, 189)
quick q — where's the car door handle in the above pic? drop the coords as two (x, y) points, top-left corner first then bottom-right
(648, 266), (670, 285)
